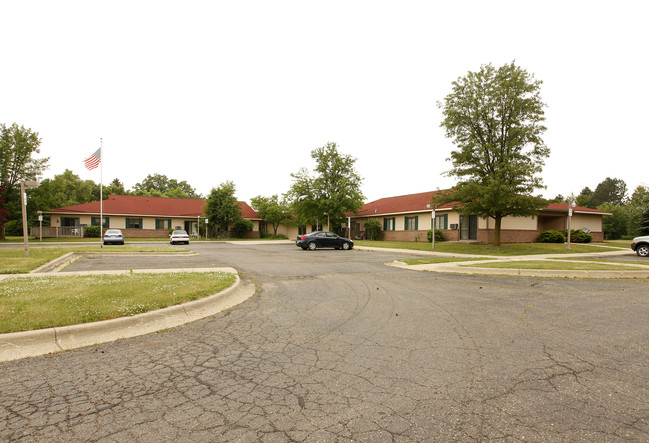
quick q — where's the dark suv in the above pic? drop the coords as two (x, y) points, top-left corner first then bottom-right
(631, 235), (649, 257)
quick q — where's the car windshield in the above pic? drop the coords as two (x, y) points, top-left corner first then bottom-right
(172, 230), (188, 235)
(105, 230), (121, 235)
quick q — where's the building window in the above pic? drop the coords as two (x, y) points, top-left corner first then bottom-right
(91, 216), (109, 228)
(61, 217), (79, 227)
(126, 218), (143, 229)
(383, 217), (395, 231)
(404, 216), (418, 230)
(434, 214), (448, 229)
(156, 219), (171, 230)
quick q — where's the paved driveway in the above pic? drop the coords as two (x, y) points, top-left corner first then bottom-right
(2, 243), (648, 441)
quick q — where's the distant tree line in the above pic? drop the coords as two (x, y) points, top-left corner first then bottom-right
(554, 177), (649, 239)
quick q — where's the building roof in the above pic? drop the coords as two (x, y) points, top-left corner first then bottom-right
(47, 195), (260, 219)
(541, 202), (612, 215)
(354, 191), (455, 217)
(353, 191), (612, 217)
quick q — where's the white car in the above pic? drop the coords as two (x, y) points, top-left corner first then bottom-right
(631, 235), (649, 257)
(170, 229), (190, 245)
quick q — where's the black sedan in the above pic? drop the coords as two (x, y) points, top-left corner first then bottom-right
(296, 231), (354, 250)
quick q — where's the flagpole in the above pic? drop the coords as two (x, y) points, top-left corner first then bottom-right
(100, 138), (103, 249)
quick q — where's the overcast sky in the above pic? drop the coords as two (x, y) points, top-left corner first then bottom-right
(2, 1), (647, 204)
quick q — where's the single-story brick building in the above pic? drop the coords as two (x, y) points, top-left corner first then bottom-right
(42, 195), (262, 238)
(348, 191), (612, 243)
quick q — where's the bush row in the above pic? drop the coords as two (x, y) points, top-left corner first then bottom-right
(537, 229), (592, 243)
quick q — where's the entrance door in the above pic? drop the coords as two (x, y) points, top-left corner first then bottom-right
(184, 221), (197, 237)
(460, 215), (478, 240)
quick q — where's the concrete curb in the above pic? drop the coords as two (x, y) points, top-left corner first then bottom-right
(0, 268), (255, 362)
(388, 256), (649, 279)
(29, 250), (198, 274)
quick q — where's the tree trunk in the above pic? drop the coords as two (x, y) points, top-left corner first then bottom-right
(493, 216), (502, 246)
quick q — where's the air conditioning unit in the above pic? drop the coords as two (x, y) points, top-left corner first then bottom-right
(450, 224), (458, 230)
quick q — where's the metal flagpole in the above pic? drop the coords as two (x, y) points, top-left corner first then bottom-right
(100, 138), (103, 248)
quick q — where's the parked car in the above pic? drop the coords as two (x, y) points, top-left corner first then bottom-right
(296, 231), (354, 250)
(103, 229), (124, 245)
(170, 229), (190, 245)
(631, 235), (649, 257)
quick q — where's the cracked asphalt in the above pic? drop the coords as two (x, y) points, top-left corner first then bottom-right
(1, 242), (648, 441)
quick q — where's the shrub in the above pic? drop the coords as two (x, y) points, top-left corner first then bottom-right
(426, 229), (445, 242)
(233, 219), (253, 238)
(84, 226), (102, 238)
(260, 233), (288, 240)
(364, 218), (382, 240)
(567, 229), (592, 243)
(537, 230), (565, 243)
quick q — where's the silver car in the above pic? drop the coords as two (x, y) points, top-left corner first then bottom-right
(631, 235), (649, 257)
(103, 229), (124, 245)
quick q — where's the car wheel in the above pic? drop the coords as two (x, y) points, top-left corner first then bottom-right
(120, 241), (124, 245)
(308, 241), (317, 251)
(637, 244), (649, 257)
(342, 242), (350, 250)
(186, 241), (190, 245)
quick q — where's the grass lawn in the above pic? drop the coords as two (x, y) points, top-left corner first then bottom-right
(399, 257), (495, 265)
(0, 246), (189, 274)
(551, 258), (649, 266)
(0, 272), (236, 333)
(355, 240), (624, 256)
(461, 260), (645, 271)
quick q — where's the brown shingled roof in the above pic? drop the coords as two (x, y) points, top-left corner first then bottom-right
(48, 195), (260, 219)
(353, 192), (612, 217)
(354, 191), (455, 217)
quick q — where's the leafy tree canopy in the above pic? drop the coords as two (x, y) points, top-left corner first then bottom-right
(251, 194), (293, 235)
(286, 142), (365, 232)
(0, 123), (49, 239)
(432, 62), (549, 245)
(132, 173), (199, 198)
(589, 177), (627, 208)
(29, 169), (99, 212)
(203, 181), (241, 233)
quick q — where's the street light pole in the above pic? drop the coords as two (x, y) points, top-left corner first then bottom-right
(38, 211), (43, 242)
(20, 180), (39, 257)
(567, 201), (575, 249)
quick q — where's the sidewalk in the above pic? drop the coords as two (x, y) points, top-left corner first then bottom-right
(369, 248), (649, 278)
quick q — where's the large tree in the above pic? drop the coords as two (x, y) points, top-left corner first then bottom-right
(432, 62), (549, 245)
(132, 173), (199, 198)
(0, 123), (49, 239)
(29, 169), (99, 211)
(287, 142), (364, 233)
(250, 194), (292, 236)
(589, 177), (627, 208)
(203, 181), (241, 235)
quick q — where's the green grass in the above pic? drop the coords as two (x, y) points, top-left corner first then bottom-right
(551, 258), (649, 266)
(0, 246), (189, 274)
(0, 272), (236, 333)
(399, 257), (494, 265)
(355, 240), (622, 256)
(461, 260), (644, 271)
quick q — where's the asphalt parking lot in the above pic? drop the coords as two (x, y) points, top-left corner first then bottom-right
(1, 242), (648, 441)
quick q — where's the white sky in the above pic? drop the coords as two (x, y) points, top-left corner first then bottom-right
(2, 1), (647, 204)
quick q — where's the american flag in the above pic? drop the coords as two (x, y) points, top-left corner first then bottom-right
(84, 148), (101, 170)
